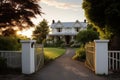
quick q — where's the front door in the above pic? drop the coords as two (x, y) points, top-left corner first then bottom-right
(65, 36), (71, 44)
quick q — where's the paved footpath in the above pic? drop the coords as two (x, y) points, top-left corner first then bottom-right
(13, 48), (109, 80)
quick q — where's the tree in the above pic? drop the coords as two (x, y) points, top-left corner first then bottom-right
(87, 24), (97, 31)
(76, 30), (99, 45)
(33, 19), (49, 43)
(0, 0), (42, 29)
(82, 0), (120, 38)
(82, 0), (120, 50)
(2, 28), (16, 36)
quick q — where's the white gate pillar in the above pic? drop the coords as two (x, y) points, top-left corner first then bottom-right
(94, 40), (109, 75)
(20, 40), (36, 74)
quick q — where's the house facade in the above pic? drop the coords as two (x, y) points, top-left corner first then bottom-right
(47, 20), (87, 44)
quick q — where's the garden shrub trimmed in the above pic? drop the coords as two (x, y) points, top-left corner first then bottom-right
(72, 47), (86, 61)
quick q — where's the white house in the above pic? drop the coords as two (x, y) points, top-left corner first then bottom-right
(47, 20), (87, 44)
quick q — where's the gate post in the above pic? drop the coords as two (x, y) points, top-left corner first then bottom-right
(20, 40), (36, 74)
(94, 40), (109, 75)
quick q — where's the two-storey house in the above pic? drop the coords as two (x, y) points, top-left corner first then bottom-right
(48, 20), (87, 44)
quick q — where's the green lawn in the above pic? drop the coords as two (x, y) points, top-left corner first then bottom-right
(44, 48), (66, 60)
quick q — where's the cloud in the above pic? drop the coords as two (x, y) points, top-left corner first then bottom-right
(41, 0), (81, 11)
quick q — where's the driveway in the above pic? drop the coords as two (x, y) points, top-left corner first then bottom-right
(14, 48), (107, 80)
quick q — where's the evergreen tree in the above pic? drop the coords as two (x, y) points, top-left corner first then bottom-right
(82, 0), (120, 50)
(33, 19), (49, 43)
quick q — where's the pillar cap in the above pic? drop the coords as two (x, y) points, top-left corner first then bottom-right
(94, 40), (109, 43)
(20, 40), (36, 43)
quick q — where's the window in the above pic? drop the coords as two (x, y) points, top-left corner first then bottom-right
(57, 28), (62, 32)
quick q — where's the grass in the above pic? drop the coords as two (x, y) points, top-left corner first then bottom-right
(44, 48), (65, 59)
(44, 48), (66, 64)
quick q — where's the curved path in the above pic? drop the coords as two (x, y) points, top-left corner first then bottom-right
(15, 48), (107, 80)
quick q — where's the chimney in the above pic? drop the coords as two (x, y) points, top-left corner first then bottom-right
(76, 20), (79, 22)
(84, 19), (86, 23)
(52, 20), (55, 24)
(58, 20), (61, 23)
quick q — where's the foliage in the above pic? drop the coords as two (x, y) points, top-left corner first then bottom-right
(76, 30), (99, 45)
(0, 0), (42, 28)
(44, 48), (65, 64)
(2, 28), (16, 36)
(87, 24), (97, 31)
(82, 0), (120, 38)
(72, 47), (86, 61)
(0, 36), (21, 50)
(33, 19), (49, 44)
(70, 42), (81, 48)
(45, 37), (65, 47)
(55, 39), (64, 47)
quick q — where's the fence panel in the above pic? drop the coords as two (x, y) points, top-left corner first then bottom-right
(85, 42), (95, 71)
(35, 44), (44, 71)
(0, 51), (21, 68)
(108, 51), (120, 71)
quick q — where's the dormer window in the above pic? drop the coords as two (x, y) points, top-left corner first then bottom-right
(57, 28), (62, 32)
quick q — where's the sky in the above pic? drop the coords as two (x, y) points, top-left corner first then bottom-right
(36, 0), (86, 25)
(18, 0), (86, 38)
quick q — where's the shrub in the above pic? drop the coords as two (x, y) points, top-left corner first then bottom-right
(45, 39), (65, 47)
(44, 56), (53, 64)
(76, 30), (99, 45)
(55, 40), (64, 47)
(0, 36), (21, 50)
(72, 47), (86, 61)
(70, 43), (81, 48)
(60, 43), (66, 48)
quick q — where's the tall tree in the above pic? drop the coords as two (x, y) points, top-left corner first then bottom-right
(0, 0), (42, 29)
(82, 0), (120, 50)
(33, 19), (49, 43)
(82, 0), (120, 37)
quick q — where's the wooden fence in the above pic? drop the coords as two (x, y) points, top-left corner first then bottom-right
(85, 42), (95, 71)
(108, 51), (120, 71)
(0, 51), (21, 68)
(35, 44), (44, 71)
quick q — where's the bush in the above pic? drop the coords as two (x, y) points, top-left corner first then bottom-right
(76, 30), (99, 45)
(70, 43), (81, 48)
(44, 56), (53, 64)
(55, 40), (64, 47)
(72, 47), (86, 61)
(45, 39), (65, 47)
(0, 36), (21, 50)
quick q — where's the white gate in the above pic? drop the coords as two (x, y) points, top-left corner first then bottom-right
(108, 51), (120, 71)
(35, 44), (44, 71)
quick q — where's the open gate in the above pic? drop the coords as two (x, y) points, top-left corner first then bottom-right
(35, 44), (44, 71)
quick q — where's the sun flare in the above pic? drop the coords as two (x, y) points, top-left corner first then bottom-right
(17, 28), (34, 38)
